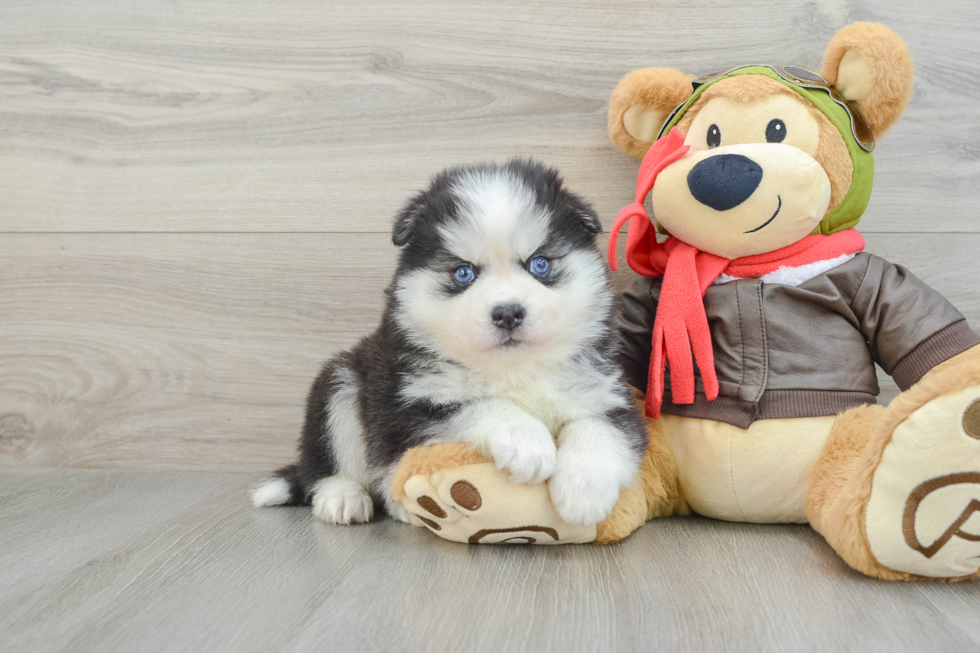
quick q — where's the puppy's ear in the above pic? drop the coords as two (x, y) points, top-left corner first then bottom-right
(392, 193), (425, 247)
(578, 207), (602, 236)
(821, 22), (914, 139)
(530, 161), (603, 237)
(608, 67), (694, 158)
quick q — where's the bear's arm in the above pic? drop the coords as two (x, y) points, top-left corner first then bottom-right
(850, 255), (980, 391)
(615, 276), (659, 393)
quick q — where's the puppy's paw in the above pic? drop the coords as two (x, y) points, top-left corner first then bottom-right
(549, 454), (622, 526)
(487, 420), (557, 485)
(549, 418), (641, 525)
(311, 476), (374, 525)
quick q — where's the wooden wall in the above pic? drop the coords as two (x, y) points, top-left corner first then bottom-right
(2, 0), (979, 472)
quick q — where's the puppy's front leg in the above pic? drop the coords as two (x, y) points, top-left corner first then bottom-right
(452, 400), (556, 484)
(549, 417), (643, 525)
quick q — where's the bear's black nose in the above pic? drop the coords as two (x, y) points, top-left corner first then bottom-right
(491, 303), (525, 330)
(687, 154), (763, 211)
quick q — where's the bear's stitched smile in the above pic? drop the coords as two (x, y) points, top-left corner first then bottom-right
(744, 195), (782, 234)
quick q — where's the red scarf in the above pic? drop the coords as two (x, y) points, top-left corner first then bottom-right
(608, 128), (865, 418)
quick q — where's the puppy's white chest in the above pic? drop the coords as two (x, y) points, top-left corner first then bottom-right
(500, 377), (581, 432)
(403, 362), (616, 434)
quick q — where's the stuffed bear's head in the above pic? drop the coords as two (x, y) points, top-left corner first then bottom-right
(608, 23), (914, 259)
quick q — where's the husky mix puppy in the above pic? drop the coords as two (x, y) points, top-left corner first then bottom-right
(251, 160), (647, 526)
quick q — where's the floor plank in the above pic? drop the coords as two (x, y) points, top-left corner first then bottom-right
(1, 467), (978, 653)
(1, 232), (977, 472)
(2, 0), (980, 233)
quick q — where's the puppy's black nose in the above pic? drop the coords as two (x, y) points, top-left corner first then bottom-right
(491, 303), (525, 330)
(687, 154), (763, 211)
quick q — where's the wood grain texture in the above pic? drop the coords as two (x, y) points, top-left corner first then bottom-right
(0, 467), (978, 653)
(2, 0), (980, 233)
(1, 1), (980, 469)
(0, 232), (977, 472)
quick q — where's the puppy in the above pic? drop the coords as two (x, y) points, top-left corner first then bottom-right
(252, 160), (647, 526)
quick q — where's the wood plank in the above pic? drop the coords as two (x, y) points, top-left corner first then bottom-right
(0, 233), (390, 472)
(1, 232), (977, 472)
(2, 0), (980, 233)
(1, 466), (977, 653)
(0, 467), (245, 608)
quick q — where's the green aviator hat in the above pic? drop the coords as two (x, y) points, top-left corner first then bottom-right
(656, 65), (875, 235)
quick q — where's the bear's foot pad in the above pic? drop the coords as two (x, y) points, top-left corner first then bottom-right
(401, 463), (597, 545)
(867, 384), (980, 578)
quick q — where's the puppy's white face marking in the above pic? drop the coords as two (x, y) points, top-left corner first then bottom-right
(393, 170), (611, 387)
(440, 170), (551, 266)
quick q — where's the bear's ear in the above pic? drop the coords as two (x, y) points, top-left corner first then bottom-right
(821, 22), (914, 140)
(608, 67), (693, 158)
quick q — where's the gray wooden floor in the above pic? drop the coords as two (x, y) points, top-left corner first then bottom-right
(4, 0), (980, 650)
(1, 467), (979, 653)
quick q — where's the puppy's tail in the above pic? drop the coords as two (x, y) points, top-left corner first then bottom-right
(250, 464), (305, 507)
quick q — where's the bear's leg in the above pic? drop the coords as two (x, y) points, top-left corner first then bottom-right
(595, 416), (688, 543)
(390, 417), (686, 545)
(807, 355), (980, 581)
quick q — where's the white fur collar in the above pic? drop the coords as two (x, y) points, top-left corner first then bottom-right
(712, 252), (858, 287)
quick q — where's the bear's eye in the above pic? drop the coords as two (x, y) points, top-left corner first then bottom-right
(707, 124), (721, 148)
(766, 118), (787, 143)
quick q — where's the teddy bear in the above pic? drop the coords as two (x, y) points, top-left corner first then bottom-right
(386, 22), (980, 582)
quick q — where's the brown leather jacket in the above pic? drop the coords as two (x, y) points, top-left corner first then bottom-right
(617, 253), (980, 428)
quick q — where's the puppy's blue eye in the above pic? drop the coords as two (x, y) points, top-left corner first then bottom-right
(529, 256), (550, 277)
(453, 265), (475, 285)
